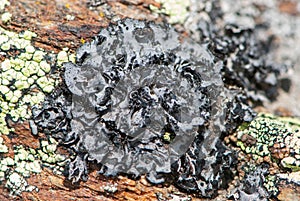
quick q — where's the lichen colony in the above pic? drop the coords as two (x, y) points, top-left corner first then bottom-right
(31, 18), (279, 198)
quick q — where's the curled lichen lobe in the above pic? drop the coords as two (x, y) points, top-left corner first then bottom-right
(65, 21), (213, 175)
(33, 19), (240, 198)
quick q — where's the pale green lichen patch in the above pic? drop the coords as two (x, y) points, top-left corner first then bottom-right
(38, 137), (67, 175)
(13, 145), (42, 177)
(0, 22), (74, 195)
(0, 0), (9, 11)
(57, 47), (75, 67)
(150, 0), (190, 24)
(0, 136), (8, 153)
(0, 0), (11, 24)
(1, 12), (12, 23)
(264, 175), (278, 196)
(5, 172), (38, 196)
(236, 113), (300, 171)
(0, 27), (59, 135)
(0, 1), (75, 196)
(0, 138), (68, 195)
(102, 183), (118, 194)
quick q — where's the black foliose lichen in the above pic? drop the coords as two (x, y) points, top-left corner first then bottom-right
(31, 18), (259, 198)
(209, 24), (285, 101)
(189, 4), (286, 102)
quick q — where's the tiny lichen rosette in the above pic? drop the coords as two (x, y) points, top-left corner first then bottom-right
(33, 19), (236, 198)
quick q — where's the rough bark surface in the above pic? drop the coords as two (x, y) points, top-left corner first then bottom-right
(1, 0), (300, 200)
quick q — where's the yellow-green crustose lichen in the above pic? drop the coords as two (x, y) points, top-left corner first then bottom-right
(0, 8), (74, 194)
(149, 0), (190, 24)
(0, 28), (54, 134)
(57, 47), (75, 67)
(241, 163), (279, 196)
(237, 113), (300, 171)
(264, 174), (278, 196)
(0, 27), (75, 135)
(5, 172), (38, 195)
(0, 0), (9, 10)
(0, 137), (67, 195)
(0, 0), (11, 24)
(0, 136), (8, 153)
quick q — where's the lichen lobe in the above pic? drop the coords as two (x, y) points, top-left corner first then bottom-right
(33, 19), (236, 198)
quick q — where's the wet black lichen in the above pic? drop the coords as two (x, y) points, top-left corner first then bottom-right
(205, 29), (284, 101)
(185, 1), (287, 102)
(209, 24), (285, 101)
(31, 18), (261, 198)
